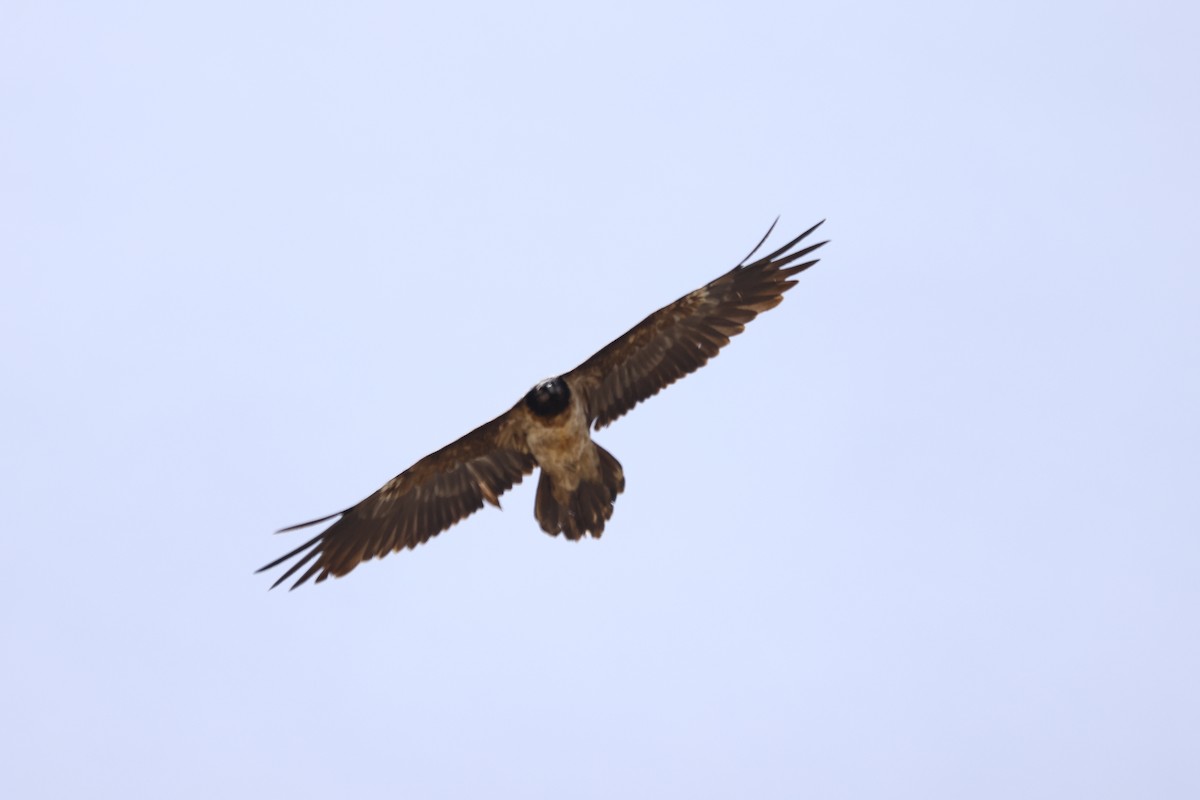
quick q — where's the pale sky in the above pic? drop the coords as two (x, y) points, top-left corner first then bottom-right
(3, 2), (1198, 798)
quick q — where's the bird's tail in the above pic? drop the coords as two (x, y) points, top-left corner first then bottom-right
(535, 443), (626, 540)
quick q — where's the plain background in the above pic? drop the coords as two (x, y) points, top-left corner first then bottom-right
(3, 1), (1197, 798)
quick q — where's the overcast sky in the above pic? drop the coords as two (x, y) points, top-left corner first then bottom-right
(3, 1), (1197, 798)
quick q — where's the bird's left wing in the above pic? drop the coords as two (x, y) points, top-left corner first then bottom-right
(565, 220), (827, 430)
(258, 405), (535, 590)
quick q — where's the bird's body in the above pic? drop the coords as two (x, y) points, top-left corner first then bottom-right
(523, 380), (593, 489)
(259, 220), (827, 589)
(522, 377), (626, 541)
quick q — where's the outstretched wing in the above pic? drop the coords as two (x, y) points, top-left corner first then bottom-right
(258, 405), (535, 590)
(565, 219), (827, 430)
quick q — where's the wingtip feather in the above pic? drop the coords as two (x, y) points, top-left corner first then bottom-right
(275, 510), (345, 534)
(736, 216), (781, 268)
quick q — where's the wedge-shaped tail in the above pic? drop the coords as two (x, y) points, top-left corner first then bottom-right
(535, 443), (626, 540)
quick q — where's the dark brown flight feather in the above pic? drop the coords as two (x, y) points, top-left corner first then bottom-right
(259, 220), (827, 589)
(257, 410), (535, 589)
(565, 219), (826, 429)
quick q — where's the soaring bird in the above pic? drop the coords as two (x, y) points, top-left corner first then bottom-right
(259, 220), (827, 589)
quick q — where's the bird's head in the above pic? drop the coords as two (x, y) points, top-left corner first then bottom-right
(524, 376), (571, 417)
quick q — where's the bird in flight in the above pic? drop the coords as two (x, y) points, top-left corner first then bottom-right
(259, 219), (828, 589)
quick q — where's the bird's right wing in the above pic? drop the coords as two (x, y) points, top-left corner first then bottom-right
(258, 405), (536, 590)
